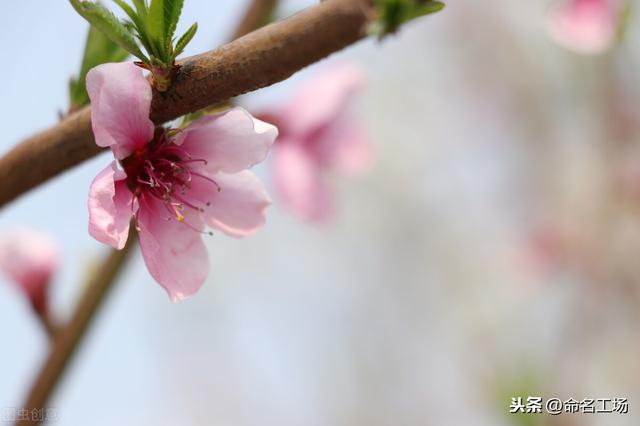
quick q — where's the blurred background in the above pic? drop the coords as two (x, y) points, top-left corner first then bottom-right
(1, 0), (640, 424)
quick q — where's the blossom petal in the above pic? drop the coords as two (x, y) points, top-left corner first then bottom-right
(311, 113), (372, 176)
(187, 170), (271, 237)
(547, 0), (618, 54)
(136, 195), (209, 302)
(278, 64), (365, 137)
(88, 162), (134, 249)
(272, 142), (334, 223)
(176, 107), (278, 174)
(86, 62), (155, 159)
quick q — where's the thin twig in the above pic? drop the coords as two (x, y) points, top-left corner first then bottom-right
(37, 309), (58, 341)
(231, 0), (278, 40)
(0, 0), (374, 209)
(15, 231), (136, 426)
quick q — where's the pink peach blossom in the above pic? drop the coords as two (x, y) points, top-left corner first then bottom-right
(86, 62), (277, 302)
(260, 64), (371, 223)
(547, 0), (622, 54)
(0, 229), (59, 313)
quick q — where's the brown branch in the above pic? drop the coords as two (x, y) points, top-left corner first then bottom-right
(152, 0), (372, 122)
(37, 308), (59, 341)
(231, 0), (278, 40)
(0, 0), (374, 210)
(15, 231), (136, 426)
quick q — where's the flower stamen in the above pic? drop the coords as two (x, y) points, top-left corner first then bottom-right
(123, 127), (219, 233)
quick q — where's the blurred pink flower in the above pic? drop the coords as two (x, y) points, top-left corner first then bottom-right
(86, 62), (277, 302)
(0, 229), (58, 314)
(260, 64), (371, 223)
(547, 0), (622, 54)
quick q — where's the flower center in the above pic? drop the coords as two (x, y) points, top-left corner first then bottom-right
(121, 128), (220, 229)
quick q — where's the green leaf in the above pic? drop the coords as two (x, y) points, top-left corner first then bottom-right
(133, 30), (157, 59)
(70, 24), (129, 108)
(403, 1), (445, 21)
(149, 37), (167, 63)
(69, 0), (149, 62)
(371, 0), (444, 38)
(132, 0), (148, 18)
(113, 0), (145, 33)
(147, 0), (184, 63)
(163, 0), (184, 43)
(113, 1), (159, 61)
(147, 0), (166, 59)
(174, 22), (197, 57)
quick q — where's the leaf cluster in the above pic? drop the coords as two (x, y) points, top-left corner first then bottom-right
(370, 0), (445, 38)
(69, 0), (197, 70)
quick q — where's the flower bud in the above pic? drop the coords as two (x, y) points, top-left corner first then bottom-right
(0, 229), (59, 314)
